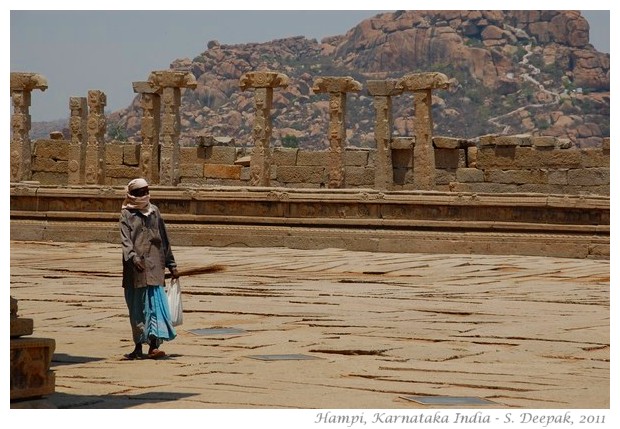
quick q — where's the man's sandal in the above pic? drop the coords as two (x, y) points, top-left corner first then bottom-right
(123, 351), (144, 360)
(147, 349), (166, 359)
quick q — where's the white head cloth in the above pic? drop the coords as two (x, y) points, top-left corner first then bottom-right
(122, 178), (153, 215)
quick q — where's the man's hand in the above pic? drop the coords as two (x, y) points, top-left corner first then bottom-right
(133, 257), (145, 272)
(170, 267), (180, 279)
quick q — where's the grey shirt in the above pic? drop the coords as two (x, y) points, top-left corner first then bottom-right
(120, 204), (176, 288)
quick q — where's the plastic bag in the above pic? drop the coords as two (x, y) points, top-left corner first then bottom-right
(166, 277), (183, 326)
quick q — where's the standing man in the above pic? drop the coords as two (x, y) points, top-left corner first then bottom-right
(120, 178), (179, 360)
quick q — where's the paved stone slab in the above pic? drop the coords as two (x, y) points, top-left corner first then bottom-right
(9, 240), (609, 410)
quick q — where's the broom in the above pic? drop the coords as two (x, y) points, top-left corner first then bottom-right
(165, 264), (226, 279)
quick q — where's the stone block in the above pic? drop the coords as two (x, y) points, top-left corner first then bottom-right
(11, 318), (33, 337)
(203, 146), (237, 164)
(475, 146), (517, 168)
(495, 134), (532, 146)
(580, 148), (610, 168)
(435, 148), (464, 169)
(485, 169), (547, 185)
(33, 140), (68, 160)
(433, 136), (461, 149)
(479, 134), (499, 146)
(104, 165), (141, 178)
(297, 150), (329, 166)
(435, 169), (456, 185)
(123, 144), (140, 166)
(276, 165), (327, 184)
(10, 337), (55, 401)
(456, 167), (484, 182)
(105, 144), (124, 165)
(273, 147), (298, 166)
(344, 166), (374, 186)
(180, 147), (201, 164)
(602, 137), (610, 151)
(240, 166), (251, 181)
(179, 164), (203, 178)
(32, 158), (68, 173)
(31, 172), (67, 185)
(391, 137), (414, 150)
(467, 146), (478, 168)
(516, 147), (581, 168)
(532, 136), (556, 147)
(567, 168), (610, 186)
(547, 169), (569, 185)
(203, 164), (242, 180)
(345, 149), (369, 166)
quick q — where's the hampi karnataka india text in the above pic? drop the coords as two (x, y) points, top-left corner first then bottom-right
(10, 10), (610, 417)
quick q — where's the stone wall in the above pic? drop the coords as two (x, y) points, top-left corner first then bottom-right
(29, 134), (610, 195)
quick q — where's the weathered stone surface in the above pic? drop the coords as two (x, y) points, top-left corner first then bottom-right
(10, 72), (48, 92)
(344, 149), (369, 166)
(11, 318), (34, 337)
(239, 71), (289, 90)
(272, 148), (298, 166)
(397, 72), (450, 91)
(456, 167), (484, 183)
(8, 240), (610, 409)
(276, 165), (327, 184)
(10, 337), (55, 401)
(203, 164), (242, 180)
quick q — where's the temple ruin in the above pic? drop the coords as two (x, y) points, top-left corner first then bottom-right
(8, 70), (610, 261)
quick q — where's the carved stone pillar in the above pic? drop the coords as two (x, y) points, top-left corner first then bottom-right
(397, 72), (449, 191)
(132, 81), (161, 184)
(239, 71), (289, 186)
(85, 90), (107, 185)
(311, 76), (362, 188)
(68, 97), (88, 185)
(367, 80), (403, 190)
(10, 72), (48, 182)
(148, 71), (197, 185)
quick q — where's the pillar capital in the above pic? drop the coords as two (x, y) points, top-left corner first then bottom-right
(239, 71), (289, 91)
(148, 70), (198, 89)
(132, 81), (159, 94)
(87, 90), (107, 107)
(10, 72), (48, 92)
(367, 79), (403, 97)
(312, 76), (362, 94)
(397, 72), (450, 92)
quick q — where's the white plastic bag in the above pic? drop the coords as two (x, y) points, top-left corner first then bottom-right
(166, 277), (183, 326)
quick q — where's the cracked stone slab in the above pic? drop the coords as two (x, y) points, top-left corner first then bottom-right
(246, 354), (322, 361)
(401, 396), (498, 406)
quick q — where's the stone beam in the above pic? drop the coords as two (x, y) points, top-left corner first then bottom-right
(397, 72), (450, 191)
(367, 80), (403, 190)
(10, 72), (48, 182)
(312, 76), (362, 188)
(133, 81), (161, 184)
(147, 71), (197, 185)
(239, 71), (289, 186)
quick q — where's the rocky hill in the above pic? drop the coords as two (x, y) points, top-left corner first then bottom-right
(36, 10), (610, 148)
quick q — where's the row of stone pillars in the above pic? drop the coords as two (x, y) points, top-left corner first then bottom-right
(132, 70), (198, 185)
(11, 70), (449, 190)
(239, 71), (449, 190)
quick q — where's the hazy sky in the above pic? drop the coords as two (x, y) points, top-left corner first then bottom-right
(6, 3), (612, 122)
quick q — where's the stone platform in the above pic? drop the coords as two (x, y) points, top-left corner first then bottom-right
(9, 185), (610, 259)
(9, 240), (609, 411)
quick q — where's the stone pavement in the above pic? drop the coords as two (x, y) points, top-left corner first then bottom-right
(9, 240), (610, 411)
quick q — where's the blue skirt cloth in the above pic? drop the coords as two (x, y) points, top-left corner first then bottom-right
(125, 285), (176, 347)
